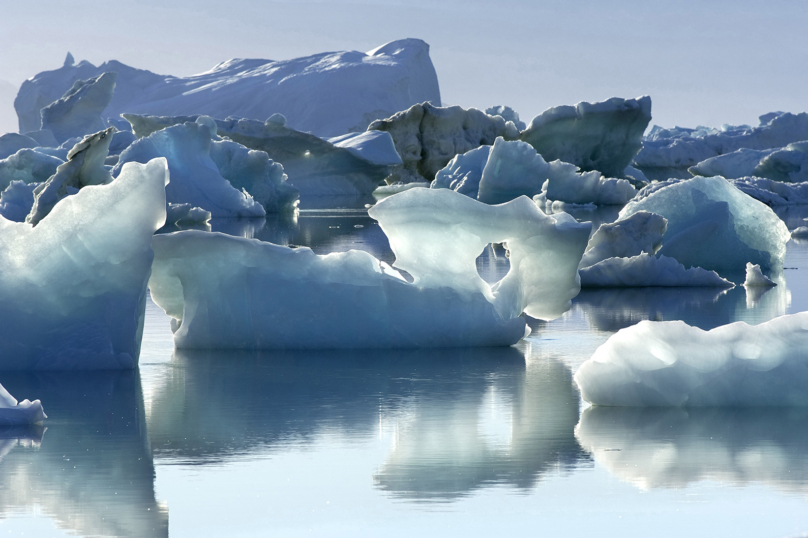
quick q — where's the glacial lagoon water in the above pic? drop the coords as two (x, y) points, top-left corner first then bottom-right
(2, 200), (808, 537)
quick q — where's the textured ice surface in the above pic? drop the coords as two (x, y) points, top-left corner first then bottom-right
(485, 105), (526, 131)
(0, 383), (46, 425)
(754, 141), (808, 182)
(0, 181), (38, 221)
(27, 127), (115, 225)
(431, 138), (635, 205)
(327, 131), (402, 166)
(580, 253), (733, 288)
(635, 112), (808, 177)
(115, 121), (266, 217)
(40, 72), (116, 144)
(689, 148), (776, 179)
(16, 39), (440, 137)
(580, 211), (666, 269)
(574, 312), (808, 406)
(744, 262), (775, 287)
(520, 96), (651, 177)
(0, 133), (38, 160)
(369, 102), (518, 183)
(620, 176), (790, 274)
(731, 176), (808, 205)
(149, 189), (590, 349)
(0, 148), (63, 191)
(0, 158), (167, 369)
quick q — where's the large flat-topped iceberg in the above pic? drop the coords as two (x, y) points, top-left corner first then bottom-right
(148, 189), (590, 349)
(368, 102), (519, 183)
(520, 96), (652, 177)
(574, 312), (808, 406)
(620, 176), (790, 274)
(0, 158), (167, 369)
(15, 39), (441, 137)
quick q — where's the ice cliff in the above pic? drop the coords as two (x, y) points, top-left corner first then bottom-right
(148, 189), (591, 349)
(16, 39), (441, 138)
(0, 158), (167, 369)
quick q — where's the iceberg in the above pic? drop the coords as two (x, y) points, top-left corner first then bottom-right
(754, 141), (808, 183)
(688, 147), (775, 179)
(730, 176), (808, 205)
(0, 148), (63, 191)
(16, 39), (440, 138)
(431, 138), (636, 205)
(579, 253), (734, 288)
(744, 262), (775, 287)
(579, 211), (666, 269)
(40, 72), (116, 144)
(485, 105), (526, 131)
(791, 226), (808, 238)
(620, 176), (790, 274)
(368, 102), (519, 183)
(148, 189), (591, 349)
(26, 127), (115, 225)
(114, 121), (266, 217)
(635, 112), (808, 179)
(0, 133), (38, 160)
(0, 158), (167, 369)
(520, 96), (652, 177)
(574, 312), (808, 406)
(0, 383), (46, 425)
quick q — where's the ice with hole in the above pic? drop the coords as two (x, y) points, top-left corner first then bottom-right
(148, 188), (591, 349)
(620, 176), (790, 274)
(0, 383), (46, 425)
(0, 158), (167, 369)
(574, 312), (808, 406)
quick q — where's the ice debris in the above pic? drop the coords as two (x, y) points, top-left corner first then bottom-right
(0, 158), (167, 369)
(0, 383), (46, 425)
(148, 188), (591, 349)
(744, 262), (776, 287)
(520, 96), (652, 177)
(574, 312), (808, 406)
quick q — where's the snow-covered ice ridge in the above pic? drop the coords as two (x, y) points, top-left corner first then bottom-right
(0, 158), (167, 369)
(15, 39), (441, 138)
(574, 312), (808, 407)
(148, 188), (591, 349)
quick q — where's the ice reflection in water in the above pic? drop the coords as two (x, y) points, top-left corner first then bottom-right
(145, 344), (589, 500)
(576, 406), (808, 493)
(0, 372), (167, 538)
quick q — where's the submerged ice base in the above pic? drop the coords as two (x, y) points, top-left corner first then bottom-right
(149, 189), (590, 349)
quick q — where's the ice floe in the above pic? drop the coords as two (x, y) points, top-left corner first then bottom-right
(574, 312), (808, 406)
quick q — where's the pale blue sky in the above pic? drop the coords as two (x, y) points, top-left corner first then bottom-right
(1, 0), (806, 134)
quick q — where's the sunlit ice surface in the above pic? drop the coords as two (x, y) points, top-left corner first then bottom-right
(2, 202), (808, 537)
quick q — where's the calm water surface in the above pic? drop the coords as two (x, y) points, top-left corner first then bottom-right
(2, 200), (808, 537)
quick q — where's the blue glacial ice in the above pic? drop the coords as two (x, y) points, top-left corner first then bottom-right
(0, 158), (167, 369)
(40, 72), (116, 144)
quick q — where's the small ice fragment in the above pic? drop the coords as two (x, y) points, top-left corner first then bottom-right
(743, 262), (776, 287)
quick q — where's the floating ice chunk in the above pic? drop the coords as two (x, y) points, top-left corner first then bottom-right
(635, 112), (808, 178)
(792, 226), (808, 238)
(0, 133), (38, 160)
(580, 211), (667, 268)
(754, 141), (808, 183)
(114, 122), (265, 218)
(575, 312), (808, 406)
(744, 262), (776, 287)
(0, 383), (46, 425)
(0, 148), (63, 191)
(485, 105), (526, 131)
(369, 102), (518, 183)
(689, 148), (775, 179)
(0, 181), (38, 222)
(149, 189), (590, 349)
(623, 165), (649, 185)
(26, 127), (115, 225)
(431, 145), (490, 198)
(17, 39), (440, 137)
(432, 138), (636, 205)
(521, 96), (651, 177)
(40, 72), (116, 144)
(0, 158), (167, 369)
(209, 138), (299, 212)
(730, 176), (808, 205)
(165, 203), (211, 225)
(580, 253), (734, 288)
(373, 182), (429, 199)
(327, 131), (402, 166)
(620, 176), (790, 273)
